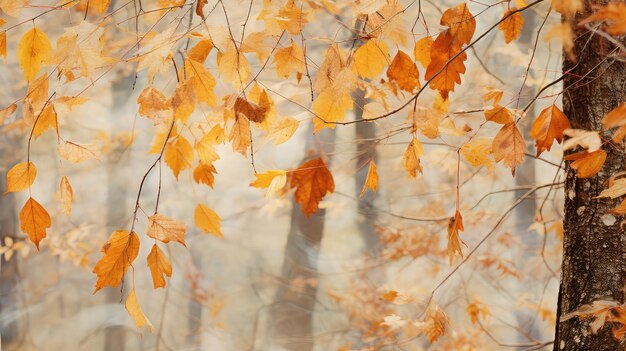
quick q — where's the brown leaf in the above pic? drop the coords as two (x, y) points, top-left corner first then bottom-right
(290, 157), (335, 218)
(234, 97), (267, 123)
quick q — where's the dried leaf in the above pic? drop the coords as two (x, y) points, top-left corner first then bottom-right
(93, 230), (140, 293)
(290, 157), (335, 218)
(147, 213), (187, 246)
(59, 176), (73, 215)
(125, 288), (154, 332)
(194, 203), (223, 238)
(386, 50), (420, 94)
(354, 39), (390, 79)
(164, 135), (194, 179)
(564, 150), (606, 179)
(403, 137), (424, 178)
(360, 160), (378, 197)
(19, 197), (51, 249)
(6, 162), (36, 193)
(493, 123), (525, 175)
(147, 244), (172, 289)
(447, 210), (464, 265)
(531, 105), (571, 156)
(499, 9), (524, 44)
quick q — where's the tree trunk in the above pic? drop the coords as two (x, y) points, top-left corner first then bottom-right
(554, 2), (626, 350)
(270, 127), (335, 351)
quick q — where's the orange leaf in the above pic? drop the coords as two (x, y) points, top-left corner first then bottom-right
(498, 9), (524, 44)
(425, 31), (467, 99)
(6, 162), (36, 193)
(611, 198), (626, 215)
(360, 160), (378, 197)
(485, 105), (514, 124)
(386, 50), (420, 94)
(92, 230), (140, 293)
(164, 135), (194, 179)
(564, 150), (607, 179)
(580, 3), (626, 35)
(194, 203), (223, 238)
(290, 157), (335, 218)
(440, 3), (476, 46)
(147, 244), (172, 289)
(413, 36), (433, 68)
(403, 137), (424, 178)
(530, 105), (571, 156)
(193, 162), (217, 188)
(19, 197), (51, 249)
(234, 97), (267, 123)
(447, 210), (464, 265)
(493, 123), (525, 175)
(146, 213), (187, 246)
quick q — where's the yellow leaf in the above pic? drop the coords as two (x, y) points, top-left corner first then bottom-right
(493, 123), (525, 175)
(386, 50), (420, 94)
(147, 244), (172, 289)
(59, 176), (73, 216)
(229, 116), (251, 155)
(146, 213), (187, 246)
(194, 203), (223, 238)
(403, 137), (424, 178)
(188, 39), (213, 63)
(551, 0), (582, 16)
(277, 0), (307, 35)
(19, 197), (51, 249)
(171, 80), (195, 122)
(484, 105), (514, 124)
(0, 0), (29, 17)
(92, 230), (140, 293)
(91, 0), (111, 14)
(447, 210), (464, 265)
(0, 103), (17, 125)
(413, 36), (433, 68)
(290, 157), (335, 218)
(164, 135), (194, 179)
(498, 9), (524, 44)
(193, 162), (217, 188)
(461, 138), (494, 170)
(312, 90), (352, 132)
(33, 104), (58, 138)
(185, 59), (217, 106)
(217, 48), (250, 88)
(137, 87), (171, 125)
(58, 141), (98, 163)
(195, 125), (222, 164)
(125, 288), (154, 332)
(26, 74), (49, 110)
(18, 27), (52, 81)
(271, 117), (299, 145)
(360, 160), (378, 197)
(250, 170), (287, 189)
(274, 40), (306, 78)
(354, 39), (390, 79)
(6, 162), (36, 193)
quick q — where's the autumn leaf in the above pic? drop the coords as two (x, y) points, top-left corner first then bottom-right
(425, 31), (467, 99)
(386, 50), (420, 94)
(194, 203), (223, 238)
(164, 135), (194, 179)
(147, 213), (187, 246)
(447, 210), (464, 265)
(125, 288), (154, 332)
(59, 176), (73, 216)
(413, 36), (433, 68)
(18, 27), (52, 81)
(229, 115), (251, 155)
(551, 0), (583, 16)
(440, 3), (476, 46)
(93, 230), (140, 293)
(58, 141), (98, 163)
(147, 244), (172, 289)
(597, 178), (626, 199)
(274, 40), (306, 78)
(580, 3), (626, 35)
(270, 117), (299, 145)
(19, 197), (51, 249)
(217, 47), (251, 88)
(499, 9), (524, 44)
(403, 137), (424, 178)
(530, 105), (571, 156)
(563, 129), (602, 152)
(33, 104), (58, 138)
(466, 300), (488, 324)
(193, 162), (217, 188)
(564, 150), (606, 179)
(185, 59), (217, 106)
(359, 160), (378, 198)
(602, 102), (626, 142)
(312, 90), (352, 132)
(137, 87), (172, 125)
(354, 39), (390, 79)
(234, 97), (267, 123)
(484, 105), (514, 124)
(493, 123), (525, 175)
(6, 162), (36, 193)
(461, 138), (494, 170)
(290, 157), (335, 218)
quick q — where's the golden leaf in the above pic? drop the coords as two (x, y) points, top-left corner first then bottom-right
(354, 39), (390, 79)
(274, 40), (306, 78)
(499, 9), (524, 44)
(147, 213), (187, 246)
(386, 50), (420, 94)
(137, 87), (171, 125)
(493, 123), (525, 175)
(312, 90), (352, 132)
(93, 230), (140, 293)
(271, 117), (299, 145)
(18, 27), (52, 81)
(193, 162), (217, 188)
(147, 244), (172, 289)
(461, 138), (494, 170)
(413, 36), (433, 68)
(185, 59), (217, 106)
(59, 176), (73, 216)
(290, 157), (335, 218)
(19, 197), (51, 249)
(484, 105), (514, 124)
(6, 162), (36, 193)
(125, 288), (154, 332)
(217, 48), (250, 88)
(194, 203), (223, 238)
(58, 141), (98, 163)
(360, 160), (378, 197)
(229, 116), (251, 155)
(447, 210), (464, 265)
(164, 135), (194, 179)
(403, 137), (424, 178)
(33, 104), (58, 138)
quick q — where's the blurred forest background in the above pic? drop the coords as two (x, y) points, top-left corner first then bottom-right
(0, 0), (567, 350)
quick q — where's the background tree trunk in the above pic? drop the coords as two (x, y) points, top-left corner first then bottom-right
(554, 1), (626, 350)
(270, 127), (335, 351)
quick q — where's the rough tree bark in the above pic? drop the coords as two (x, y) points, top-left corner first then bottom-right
(554, 1), (626, 350)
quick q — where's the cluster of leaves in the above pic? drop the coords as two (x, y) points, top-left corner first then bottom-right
(1, 0), (626, 344)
